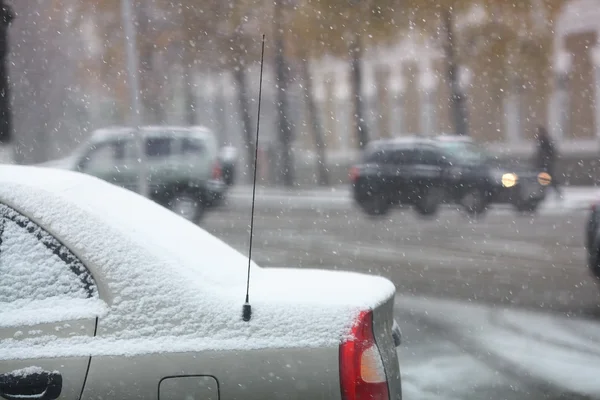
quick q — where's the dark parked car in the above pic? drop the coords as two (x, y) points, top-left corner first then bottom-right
(350, 136), (552, 217)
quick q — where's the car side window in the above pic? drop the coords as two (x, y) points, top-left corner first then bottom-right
(391, 149), (416, 165)
(417, 149), (443, 166)
(79, 139), (136, 172)
(115, 139), (138, 162)
(0, 203), (98, 304)
(146, 137), (173, 158)
(181, 137), (206, 156)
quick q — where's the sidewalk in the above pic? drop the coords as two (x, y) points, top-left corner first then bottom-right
(229, 184), (350, 198)
(226, 184), (600, 211)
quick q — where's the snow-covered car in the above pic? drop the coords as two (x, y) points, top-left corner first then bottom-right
(0, 166), (402, 400)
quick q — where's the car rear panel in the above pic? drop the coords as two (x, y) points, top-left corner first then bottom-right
(82, 346), (342, 400)
(372, 296), (402, 400)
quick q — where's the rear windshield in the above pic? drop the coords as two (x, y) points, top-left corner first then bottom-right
(364, 149), (389, 163)
(437, 141), (488, 164)
(363, 147), (416, 165)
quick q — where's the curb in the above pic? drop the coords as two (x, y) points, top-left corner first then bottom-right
(221, 196), (592, 215)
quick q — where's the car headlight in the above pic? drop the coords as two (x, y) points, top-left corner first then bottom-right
(537, 172), (551, 186)
(501, 173), (518, 188)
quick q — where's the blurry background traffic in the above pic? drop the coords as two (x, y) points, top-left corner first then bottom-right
(6, 0), (600, 189)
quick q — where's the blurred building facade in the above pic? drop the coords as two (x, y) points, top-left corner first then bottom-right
(184, 0), (600, 163)
(326, 0), (598, 150)
(8, 0), (600, 181)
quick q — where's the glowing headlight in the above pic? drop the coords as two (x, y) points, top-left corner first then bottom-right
(537, 172), (552, 186)
(501, 173), (518, 188)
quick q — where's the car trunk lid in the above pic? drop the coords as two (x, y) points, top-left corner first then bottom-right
(250, 268), (401, 400)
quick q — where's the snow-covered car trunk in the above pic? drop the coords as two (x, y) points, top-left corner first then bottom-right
(79, 270), (401, 400)
(0, 166), (401, 400)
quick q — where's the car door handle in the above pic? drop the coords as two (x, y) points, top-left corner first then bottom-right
(0, 370), (62, 400)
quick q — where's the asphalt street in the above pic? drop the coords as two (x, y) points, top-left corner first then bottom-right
(201, 197), (600, 400)
(203, 199), (600, 314)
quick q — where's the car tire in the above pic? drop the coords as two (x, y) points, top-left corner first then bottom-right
(360, 193), (391, 217)
(460, 188), (488, 216)
(414, 186), (443, 217)
(168, 191), (205, 223)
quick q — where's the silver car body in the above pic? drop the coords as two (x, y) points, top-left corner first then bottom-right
(0, 166), (401, 399)
(39, 125), (222, 194)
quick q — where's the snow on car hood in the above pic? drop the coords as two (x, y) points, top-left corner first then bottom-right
(0, 166), (395, 360)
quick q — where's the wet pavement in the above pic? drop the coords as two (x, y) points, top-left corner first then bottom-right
(203, 200), (600, 314)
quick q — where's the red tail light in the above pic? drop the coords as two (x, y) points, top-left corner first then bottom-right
(349, 166), (360, 183)
(212, 161), (222, 180)
(340, 310), (389, 400)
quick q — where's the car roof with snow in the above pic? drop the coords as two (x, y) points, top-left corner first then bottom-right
(0, 166), (394, 359)
(364, 137), (439, 153)
(89, 125), (215, 143)
(365, 135), (475, 152)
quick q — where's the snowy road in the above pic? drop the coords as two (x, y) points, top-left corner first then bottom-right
(225, 184), (598, 214)
(396, 295), (600, 399)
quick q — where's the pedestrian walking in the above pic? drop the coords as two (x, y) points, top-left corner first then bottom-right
(534, 125), (562, 198)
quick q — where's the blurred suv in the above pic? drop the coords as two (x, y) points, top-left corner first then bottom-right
(350, 136), (552, 217)
(40, 125), (226, 222)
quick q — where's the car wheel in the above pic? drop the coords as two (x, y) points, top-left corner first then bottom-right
(591, 248), (600, 281)
(168, 192), (204, 223)
(414, 186), (444, 217)
(360, 194), (391, 217)
(461, 188), (488, 216)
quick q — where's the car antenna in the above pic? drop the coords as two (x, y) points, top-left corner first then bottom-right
(243, 34), (266, 322)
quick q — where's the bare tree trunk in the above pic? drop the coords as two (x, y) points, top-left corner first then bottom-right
(183, 63), (197, 125)
(136, 1), (163, 124)
(232, 67), (255, 183)
(350, 35), (369, 148)
(299, 56), (329, 186)
(0, 57), (10, 145)
(442, 8), (469, 136)
(0, 1), (12, 146)
(274, 0), (294, 187)
(214, 77), (229, 145)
